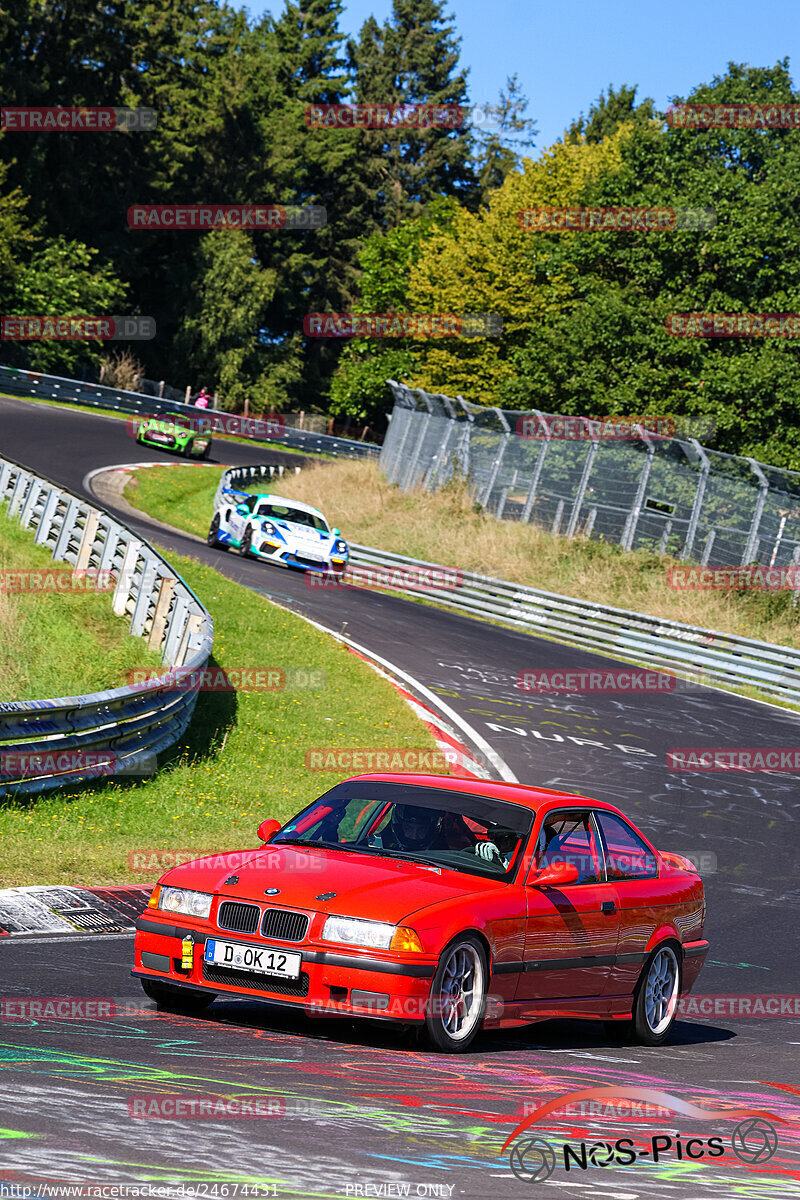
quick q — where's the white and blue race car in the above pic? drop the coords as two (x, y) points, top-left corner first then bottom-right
(207, 489), (348, 575)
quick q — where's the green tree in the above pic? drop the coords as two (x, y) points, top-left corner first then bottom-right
(176, 229), (277, 410)
(5, 239), (126, 373)
(473, 75), (538, 201)
(347, 0), (475, 227)
(329, 197), (458, 426)
(567, 83), (655, 144)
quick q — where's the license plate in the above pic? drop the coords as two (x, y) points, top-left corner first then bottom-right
(300, 551), (326, 562)
(148, 433), (171, 443)
(204, 938), (301, 979)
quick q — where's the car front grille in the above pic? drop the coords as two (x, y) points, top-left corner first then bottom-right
(217, 900), (261, 934)
(261, 909), (309, 942)
(202, 962), (310, 996)
(292, 554), (327, 567)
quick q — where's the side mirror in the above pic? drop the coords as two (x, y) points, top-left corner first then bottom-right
(257, 819), (281, 843)
(530, 860), (579, 887)
(236, 504), (250, 516)
(332, 528), (341, 537)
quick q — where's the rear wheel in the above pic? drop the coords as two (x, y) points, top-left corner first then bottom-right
(424, 934), (487, 1052)
(207, 513), (227, 550)
(632, 944), (681, 1045)
(201, 441), (212, 460)
(140, 978), (216, 1013)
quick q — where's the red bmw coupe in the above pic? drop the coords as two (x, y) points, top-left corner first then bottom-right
(132, 774), (708, 1052)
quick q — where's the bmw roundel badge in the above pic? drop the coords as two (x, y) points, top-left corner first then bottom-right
(264, 887), (280, 895)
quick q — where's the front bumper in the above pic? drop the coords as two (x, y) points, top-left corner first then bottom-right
(134, 920), (436, 1022)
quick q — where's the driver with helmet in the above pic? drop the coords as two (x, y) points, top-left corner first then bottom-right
(370, 803), (513, 868)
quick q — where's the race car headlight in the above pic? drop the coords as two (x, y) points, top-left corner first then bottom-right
(334, 540), (348, 554)
(261, 521), (276, 535)
(158, 887), (213, 919)
(321, 915), (396, 950)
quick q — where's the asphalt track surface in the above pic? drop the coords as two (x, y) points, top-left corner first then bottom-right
(1, 394), (800, 1198)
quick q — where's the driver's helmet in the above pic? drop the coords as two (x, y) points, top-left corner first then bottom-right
(390, 804), (443, 852)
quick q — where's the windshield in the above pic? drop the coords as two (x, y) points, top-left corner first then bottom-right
(272, 782), (534, 879)
(254, 501), (328, 532)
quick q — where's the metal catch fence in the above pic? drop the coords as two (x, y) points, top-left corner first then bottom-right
(381, 382), (800, 572)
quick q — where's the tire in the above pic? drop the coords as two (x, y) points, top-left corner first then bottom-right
(424, 934), (488, 1052)
(201, 441), (212, 460)
(140, 978), (216, 1013)
(632, 943), (681, 1045)
(207, 513), (227, 550)
(240, 525), (254, 557)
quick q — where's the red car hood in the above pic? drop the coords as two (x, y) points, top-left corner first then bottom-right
(160, 845), (493, 924)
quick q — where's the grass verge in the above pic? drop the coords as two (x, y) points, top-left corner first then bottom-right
(0, 544), (443, 885)
(0, 505), (164, 700)
(124, 459), (800, 650)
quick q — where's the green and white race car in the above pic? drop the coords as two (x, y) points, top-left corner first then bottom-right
(135, 415), (212, 459)
(207, 487), (348, 575)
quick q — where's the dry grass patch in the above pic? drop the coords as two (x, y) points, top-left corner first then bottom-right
(274, 461), (800, 648)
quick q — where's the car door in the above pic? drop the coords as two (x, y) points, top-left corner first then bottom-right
(593, 810), (661, 998)
(516, 808), (620, 1003)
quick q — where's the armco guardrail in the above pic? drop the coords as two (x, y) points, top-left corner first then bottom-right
(213, 463), (302, 511)
(0, 363), (379, 460)
(0, 454), (213, 796)
(346, 544), (800, 707)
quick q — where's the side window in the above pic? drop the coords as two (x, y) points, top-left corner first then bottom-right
(536, 813), (599, 884)
(596, 812), (658, 881)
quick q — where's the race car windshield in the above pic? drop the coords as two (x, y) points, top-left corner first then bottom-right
(273, 783), (534, 879)
(254, 502), (328, 532)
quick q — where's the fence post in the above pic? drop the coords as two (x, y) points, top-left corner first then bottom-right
(742, 459), (769, 565)
(456, 398), (475, 478)
(113, 539), (141, 616)
(148, 574), (177, 654)
(478, 408), (512, 510)
(521, 412), (551, 524)
(620, 428), (655, 551)
(35, 487), (62, 546)
(681, 440), (711, 561)
(566, 424), (600, 537)
(399, 391), (434, 491)
(75, 510), (100, 571)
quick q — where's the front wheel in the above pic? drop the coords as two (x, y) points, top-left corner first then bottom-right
(140, 978), (216, 1014)
(240, 525), (254, 557)
(632, 943), (681, 1045)
(425, 934), (487, 1052)
(207, 513), (227, 550)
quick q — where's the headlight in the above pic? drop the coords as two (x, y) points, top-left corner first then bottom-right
(335, 540), (348, 554)
(158, 887), (213, 919)
(322, 915), (396, 950)
(261, 521), (275, 535)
